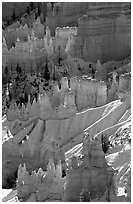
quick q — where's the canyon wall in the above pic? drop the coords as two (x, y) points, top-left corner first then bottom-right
(2, 2), (131, 73)
(3, 17), (45, 49)
(3, 93), (131, 190)
(47, 2), (89, 36)
(71, 3), (131, 63)
(47, 2), (131, 62)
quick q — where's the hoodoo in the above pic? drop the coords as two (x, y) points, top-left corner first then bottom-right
(2, 2), (131, 202)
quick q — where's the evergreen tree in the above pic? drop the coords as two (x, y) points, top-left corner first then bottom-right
(12, 9), (16, 21)
(52, 66), (56, 81)
(51, 2), (54, 10)
(16, 63), (19, 74)
(29, 2), (34, 11)
(2, 73), (6, 84)
(5, 66), (8, 76)
(16, 63), (22, 74)
(26, 6), (30, 15)
(7, 20), (10, 26)
(44, 62), (50, 81)
(37, 2), (41, 16)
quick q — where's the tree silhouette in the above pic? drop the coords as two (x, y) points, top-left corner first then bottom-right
(29, 2), (34, 11)
(43, 62), (50, 81)
(5, 66), (8, 76)
(37, 2), (41, 16)
(12, 9), (16, 21)
(26, 6), (30, 15)
(16, 63), (22, 74)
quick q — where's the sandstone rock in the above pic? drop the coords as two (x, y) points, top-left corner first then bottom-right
(65, 2), (131, 63)
(25, 193), (37, 202)
(47, 2), (89, 36)
(16, 161), (65, 201)
(63, 138), (116, 201)
(118, 73), (131, 93)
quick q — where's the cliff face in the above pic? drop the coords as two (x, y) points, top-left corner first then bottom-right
(3, 93), (131, 191)
(47, 2), (131, 62)
(73, 2), (131, 63)
(3, 17), (45, 49)
(47, 2), (89, 36)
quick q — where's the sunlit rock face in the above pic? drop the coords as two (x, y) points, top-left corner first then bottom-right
(2, 2), (131, 201)
(3, 17), (45, 50)
(63, 137), (116, 202)
(16, 161), (65, 201)
(53, 27), (77, 63)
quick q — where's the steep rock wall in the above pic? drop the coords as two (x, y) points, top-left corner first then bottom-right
(62, 2), (131, 63)
(47, 2), (89, 36)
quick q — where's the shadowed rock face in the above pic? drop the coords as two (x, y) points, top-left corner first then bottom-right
(47, 2), (131, 62)
(2, 2), (31, 22)
(47, 2), (89, 36)
(2, 2), (47, 23)
(74, 3), (131, 63)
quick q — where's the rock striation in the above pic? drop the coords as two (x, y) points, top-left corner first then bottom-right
(63, 136), (116, 201)
(17, 161), (65, 201)
(3, 17), (45, 49)
(6, 76), (108, 120)
(2, 3), (131, 200)
(47, 2), (89, 36)
(2, 91), (130, 188)
(68, 2), (131, 62)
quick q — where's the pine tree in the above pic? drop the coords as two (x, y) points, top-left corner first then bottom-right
(26, 6), (30, 15)
(5, 66), (8, 76)
(12, 9), (16, 21)
(44, 62), (50, 81)
(16, 63), (19, 74)
(29, 2), (34, 11)
(37, 2), (41, 16)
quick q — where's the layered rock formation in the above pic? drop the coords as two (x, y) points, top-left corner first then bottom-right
(6, 76), (108, 120)
(63, 137), (116, 201)
(47, 2), (89, 36)
(3, 17), (45, 49)
(68, 2), (131, 62)
(17, 161), (65, 201)
(3, 90), (130, 187)
(2, 2), (31, 22)
(2, 2), (131, 201)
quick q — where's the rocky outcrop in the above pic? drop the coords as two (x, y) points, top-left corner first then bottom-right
(2, 28), (47, 72)
(2, 16), (130, 76)
(6, 76), (108, 120)
(3, 17), (45, 49)
(17, 161), (65, 201)
(3, 91), (130, 188)
(63, 137), (116, 201)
